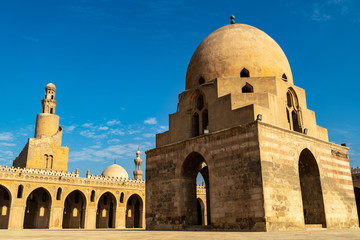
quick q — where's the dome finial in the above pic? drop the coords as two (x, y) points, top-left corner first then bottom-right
(230, 15), (235, 24)
(114, 158), (116, 164)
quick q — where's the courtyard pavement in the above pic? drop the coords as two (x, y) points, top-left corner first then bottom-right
(1, 229), (360, 240)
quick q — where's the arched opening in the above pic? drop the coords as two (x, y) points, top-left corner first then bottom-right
(63, 190), (86, 229)
(24, 188), (52, 229)
(202, 109), (208, 134)
(282, 73), (288, 81)
(240, 68), (250, 77)
(191, 113), (199, 137)
(196, 95), (204, 111)
(56, 188), (62, 201)
(120, 192), (124, 203)
(181, 152), (210, 226)
(286, 89), (302, 133)
(198, 77), (205, 85)
(51, 95), (54, 100)
(50, 108), (53, 114)
(299, 149), (326, 228)
(90, 190), (95, 202)
(126, 194), (143, 228)
(17, 185), (23, 198)
(96, 192), (116, 228)
(196, 198), (206, 225)
(242, 83), (253, 93)
(0, 185), (11, 229)
(354, 187), (360, 225)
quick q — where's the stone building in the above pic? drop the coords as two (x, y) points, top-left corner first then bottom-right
(145, 21), (358, 231)
(0, 83), (146, 230)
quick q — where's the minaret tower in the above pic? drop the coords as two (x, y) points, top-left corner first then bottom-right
(133, 148), (143, 180)
(13, 82), (69, 171)
(34, 83), (61, 141)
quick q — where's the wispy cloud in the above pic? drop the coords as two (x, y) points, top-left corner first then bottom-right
(98, 126), (109, 131)
(107, 120), (121, 126)
(0, 132), (13, 141)
(309, 0), (352, 22)
(144, 117), (157, 125)
(63, 125), (76, 133)
(22, 35), (39, 43)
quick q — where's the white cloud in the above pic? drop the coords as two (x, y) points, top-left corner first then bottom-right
(107, 139), (121, 144)
(82, 123), (94, 128)
(144, 117), (157, 125)
(0, 132), (13, 141)
(107, 120), (121, 126)
(143, 133), (154, 138)
(0, 142), (16, 147)
(80, 130), (107, 139)
(63, 125), (76, 133)
(109, 129), (125, 135)
(98, 126), (109, 131)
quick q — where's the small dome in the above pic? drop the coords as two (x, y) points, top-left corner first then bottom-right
(186, 24), (293, 89)
(45, 82), (56, 91)
(101, 164), (129, 179)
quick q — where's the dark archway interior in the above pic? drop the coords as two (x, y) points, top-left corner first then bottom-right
(63, 190), (86, 228)
(126, 194), (143, 228)
(181, 152), (210, 226)
(299, 149), (326, 227)
(0, 186), (10, 229)
(96, 192), (116, 228)
(196, 198), (205, 225)
(354, 187), (360, 225)
(24, 188), (51, 229)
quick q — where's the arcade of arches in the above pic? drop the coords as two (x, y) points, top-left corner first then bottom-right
(0, 174), (145, 229)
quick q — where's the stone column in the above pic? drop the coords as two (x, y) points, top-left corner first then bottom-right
(8, 204), (25, 229)
(85, 206), (97, 229)
(115, 206), (126, 229)
(49, 206), (63, 229)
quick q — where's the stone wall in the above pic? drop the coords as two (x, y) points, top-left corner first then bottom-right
(146, 122), (266, 231)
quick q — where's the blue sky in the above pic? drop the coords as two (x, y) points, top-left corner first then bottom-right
(0, 0), (359, 178)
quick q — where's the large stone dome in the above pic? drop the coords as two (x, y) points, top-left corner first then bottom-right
(101, 164), (129, 179)
(185, 24), (293, 89)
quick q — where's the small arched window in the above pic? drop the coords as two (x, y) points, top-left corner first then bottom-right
(286, 89), (302, 133)
(90, 190), (95, 202)
(50, 108), (54, 114)
(17, 185), (24, 198)
(120, 192), (124, 203)
(198, 77), (205, 85)
(192, 113), (199, 137)
(197, 95), (204, 111)
(56, 188), (62, 200)
(240, 68), (250, 77)
(51, 95), (54, 100)
(282, 73), (288, 81)
(202, 109), (208, 134)
(242, 83), (253, 93)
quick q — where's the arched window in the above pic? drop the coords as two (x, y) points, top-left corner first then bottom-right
(240, 68), (250, 77)
(50, 108), (54, 114)
(17, 185), (23, 198)
(56, 188), (62, 200)
(51, 95), (54, 100)
(282, 73), (288, 81)
(242, 83), (253, 93)
(90, 190), (95, 202)
(198, 77), (205, 85)
(192, 112), (199, 137)
(202, 109), (208, 134)
(197, 95), (204, 111)
(286, 89), (302, 133)
(120, 192), (124, 203)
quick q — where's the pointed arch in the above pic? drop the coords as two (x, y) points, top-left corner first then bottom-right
(96, 192), (116, 228)
(298, 149), (326, 227)
(180, 152), (211, 225)
(198, 77), (205, 85)
(126, 194), (144, 228)
(0, 185), (11, 229)
(63, 190), (86, 228)
(24, 187), (52, 229)
(282, 73), (288, 81)
(242, 82), (253, 93)
(240, 68), (250, 77)
(286, 88), (302, 133)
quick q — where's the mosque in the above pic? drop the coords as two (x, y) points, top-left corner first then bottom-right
(145, 17), (359, 231)
(0, 83), (146, 229)
(0, 17), (358, 232)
